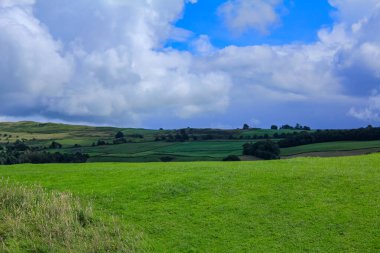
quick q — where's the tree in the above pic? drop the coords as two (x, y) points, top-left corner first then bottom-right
(243, 140), (280, 160)
(271, 125), (278, 130)
(115, 131), (124, 139)
(281, 124), (293, 130)
(97, 140), (107, 146)
(49, 141), (62, 149)
(303, 126), (311, 131)
(243, 123), (250, 130)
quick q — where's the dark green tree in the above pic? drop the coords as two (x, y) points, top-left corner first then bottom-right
(243, 140), (280, 160)
(115, 131), (124, 139)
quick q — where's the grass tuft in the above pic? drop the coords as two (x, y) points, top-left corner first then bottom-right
(0, 179), (143, 253)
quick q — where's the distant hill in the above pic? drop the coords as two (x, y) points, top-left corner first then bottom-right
(1, 121), (380, 162)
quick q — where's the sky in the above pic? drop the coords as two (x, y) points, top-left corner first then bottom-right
(0, 0), (380, 129)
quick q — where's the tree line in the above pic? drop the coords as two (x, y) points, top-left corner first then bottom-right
(278, 126), (380, 148)
(0, 140), (89, 165)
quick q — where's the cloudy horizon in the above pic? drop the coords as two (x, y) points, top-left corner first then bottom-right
(1, 0), (380, 129)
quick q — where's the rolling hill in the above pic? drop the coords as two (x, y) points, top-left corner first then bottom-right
(1, 121), (380, 162)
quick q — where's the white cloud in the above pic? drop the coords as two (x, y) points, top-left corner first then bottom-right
(349, 92), (380, 121)
(191, 35), (215, 55)
(0, 0), (231, 125)
(218, 0), (284, 34)
(0, 2), (72, 115)
(328, 0), (380, 24)
(0, 0), (35, 7)
(0, 0), (380, 127)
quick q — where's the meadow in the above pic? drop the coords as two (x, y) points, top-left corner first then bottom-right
(1, 154), (379, 252)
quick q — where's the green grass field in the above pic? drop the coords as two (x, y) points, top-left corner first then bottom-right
(79, 140), (247, 162)
(281, 140), (380, 156)
(1, 155), (379, 252)
(3, 121), (380, 161)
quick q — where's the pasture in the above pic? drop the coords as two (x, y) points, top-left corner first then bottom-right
(1, 155), (379, 252)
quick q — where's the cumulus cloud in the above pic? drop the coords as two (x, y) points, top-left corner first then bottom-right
(328, 0), (380, 24)
(0, 1), (72, 116)
(324, 1), (380, 98)
(349, 91), (380, 121)
(0, 0), (35, 7)
(0, 0), (232, 125)
(191, 35), (215, 55)
(0, 0), (380, 127)
(218, 0), (284, 34)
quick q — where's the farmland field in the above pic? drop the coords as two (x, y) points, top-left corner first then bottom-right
(3, 121), (380, 161)
(1, 155), (379, 252)
(83, 140), (247, 162)
(281, 140), (380, 156)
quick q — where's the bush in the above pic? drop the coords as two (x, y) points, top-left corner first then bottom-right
(223, 155), (241, 161)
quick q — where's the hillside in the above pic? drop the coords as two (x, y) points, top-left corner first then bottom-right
(1, 121), (380, 162)
(0, 155), (379, 252)
(0, 121), (301, 162)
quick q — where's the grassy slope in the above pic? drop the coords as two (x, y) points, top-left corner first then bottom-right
(0, 155), (379, 252)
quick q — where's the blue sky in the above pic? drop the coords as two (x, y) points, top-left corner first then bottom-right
(171, 0), (335, 49)
(1, 0), (380, 129)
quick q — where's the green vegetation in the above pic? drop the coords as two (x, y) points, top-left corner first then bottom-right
(243, 140), (280, 160)
(0, 180), (143, 252)
(2, 121), (380, 161)
(0, 155), (379, 252)
(281, 140), (380, 156)
(278, 126), (380, 148)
